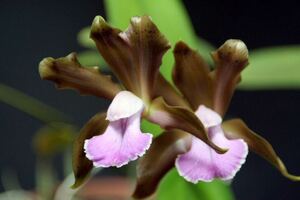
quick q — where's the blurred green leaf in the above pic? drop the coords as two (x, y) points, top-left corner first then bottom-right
(141, 119), (163, 137)
(104, 0), (143, 29)
(77, 26), (95, 49)
(240, 46), (300, 89)
(0, 83), (70, 123)
(157, 169), (235, 200)
(104, 0), (214, 81)
(77, 50), (108, 71)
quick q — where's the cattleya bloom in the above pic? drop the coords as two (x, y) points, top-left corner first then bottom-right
(39, 14), (300, 199)
(174, 40), (249, 183)
(39, 15), (226, 188)
(133, 40), (300, 199)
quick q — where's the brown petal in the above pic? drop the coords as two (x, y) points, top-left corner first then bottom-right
(90, 16), (136, 92)
(147, 97), (227, 154)
(72, 113), (109, 188)
(133, 130), (191, 199)
(222, 119), (300, 181)
(211, 39), (249, 116)
(154, 73), (189, 108)
(90, 16), (170, 101)
(173, 41), (213, 110)
(39, 53), (121, 100)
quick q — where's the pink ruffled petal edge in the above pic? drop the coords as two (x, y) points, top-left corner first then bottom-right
(84, 114), (152, 167)
(175, 126), (248, 183)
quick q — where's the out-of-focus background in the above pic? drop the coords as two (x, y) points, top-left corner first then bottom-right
(0, 0), (300, 199)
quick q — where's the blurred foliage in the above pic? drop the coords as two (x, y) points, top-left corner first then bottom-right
(0, 84), (69, 123)
(158, 169), (234, 200)
(240, 46), (300, 89)
(77, 29), (109, 71)
(77, 50), (108, 70)
(0, 83), (75, 199)
(77, 27), (96, 49)
(141, 120), (162, 137)
(33, 123), (76, 157)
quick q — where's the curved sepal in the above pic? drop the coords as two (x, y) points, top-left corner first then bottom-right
(154, 73), (189, 108)
(211, 39), (249, 116)
(148, 97), (227, 154)
(133, 131), (191, 199)
(39, 53), (121, 100)
(222, 119), (300, 181)
(90, 16), (135, 92)
(72, 113), (109, 188)
(173, 41), (213, 109)
(90, 16), (170, 100)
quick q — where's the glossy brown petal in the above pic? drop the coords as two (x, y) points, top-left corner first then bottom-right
(154, 73), (189, 108)
(39, 53), (121, 100)
(90, 16), (136, 92)
(222, 119), (300, 181)
(147, 97), (227, 154)
(91, 16), (170, 101)
(72, 113), (109, 188)
(173, 41), (213, 110)
(211, 39), (249, 116)
(133, 130), (191, 199)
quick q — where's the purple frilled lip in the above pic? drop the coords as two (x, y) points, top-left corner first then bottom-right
(84, 91), (152, 168)
(176, 105), (248, 183)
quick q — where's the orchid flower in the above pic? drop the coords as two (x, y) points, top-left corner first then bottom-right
(133, 40), (300, 199)
(39, 16), (226, 188)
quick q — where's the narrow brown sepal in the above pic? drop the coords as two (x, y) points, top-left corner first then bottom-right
(211, 39), (249, 116)
(147, 97), (227, 154)
(173, 41), (213, 110)
(133, 131), (191, 199)
(39, 53), (121, 100)
(71, 113), (109, 188)
(222, 118), (300, 181)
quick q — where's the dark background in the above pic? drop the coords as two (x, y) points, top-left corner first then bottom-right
(1, 0), (300, 199)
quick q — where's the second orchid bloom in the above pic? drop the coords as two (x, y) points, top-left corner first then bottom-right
(39, 15), (300, 199)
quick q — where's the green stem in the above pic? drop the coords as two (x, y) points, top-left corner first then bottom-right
(0, 83), (70, 123)
(36, 158), (58, 200)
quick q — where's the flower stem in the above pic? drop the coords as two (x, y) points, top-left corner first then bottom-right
(0, 83), (70, 123)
